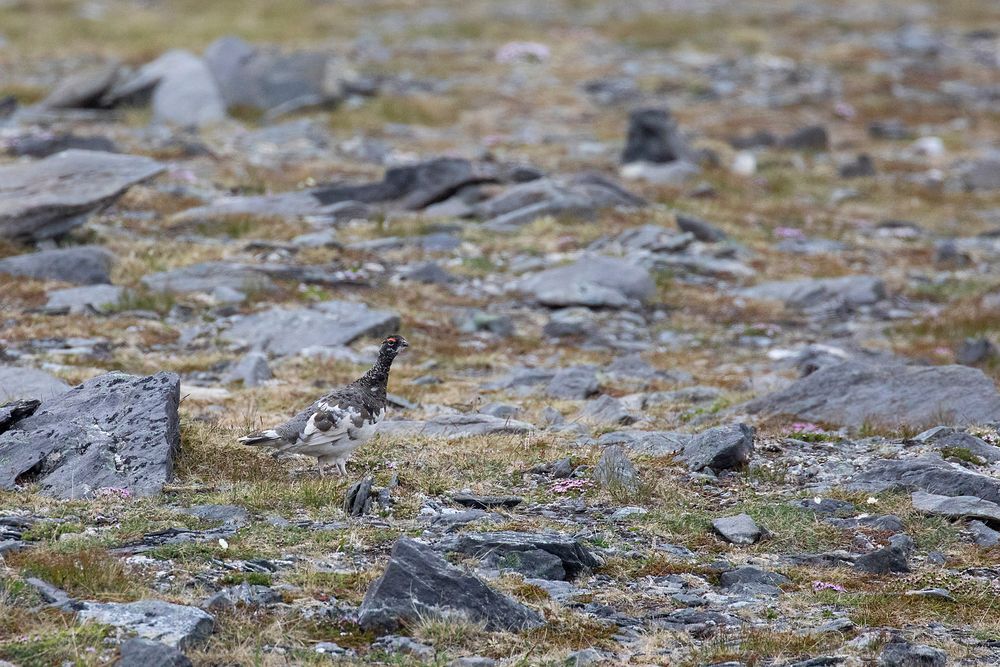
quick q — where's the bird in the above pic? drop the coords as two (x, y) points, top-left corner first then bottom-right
(238, 334), (409, 476)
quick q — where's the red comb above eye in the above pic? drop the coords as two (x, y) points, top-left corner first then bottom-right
(386, 337), (397, 342)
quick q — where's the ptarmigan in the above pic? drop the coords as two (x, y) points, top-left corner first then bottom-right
(238, 335), (408, 476)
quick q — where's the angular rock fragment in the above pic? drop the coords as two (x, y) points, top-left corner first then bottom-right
(0, 371), (180, 499)
(0, 150), (164, 241)
(680, 423), (754, 473)
(78, 600), (214, 649)
(358, 538), (542, 631)
(435, 531), (599, 580)
(0, 246), (115, 285)
(712, 514), (762, 545)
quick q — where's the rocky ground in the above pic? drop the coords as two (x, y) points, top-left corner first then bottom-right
(1, 0), (1000, 665)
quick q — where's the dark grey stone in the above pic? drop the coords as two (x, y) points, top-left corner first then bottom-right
(968, 520), (1000, 548)
(593, 445), (640, 496)
(956, 338), (995, 366)
(780, 125), (829, 150)
(8, 133), (118, 158)
(849, 457), (1000, 504)
(545, 366), (599, 400)
(839, 154), (876, 178)
(676, 214), (727, 242)
(855, 535), (913, 574)
(141, 262), (275, 295)
(680, 423), (754, 473)
(597, 430), (691, 456)
(911, 491), (1000, 522)
(576, 395), (634, 425)
(0, 246), (114, 285)
(0, 399), (40, 435)
(621, 108), (691, 164)
(435, 531), (599, 580)
(451, 493), (523, 509)
(222, 352), (272, 387)
(400, 261), (455, 284)
(358, 537), (543, 632)
(204, 583), (281, 610)
(344, 477), (375, 517)
(738, 276), (884, 311)
(742, 362), (1000, 428)
(877, 641), (947, 667)
(116, 637), (193, 667)
(0, 371), (180, 499)
(719, 566), (789, 589)
(41, 63), (120, 109)
(488, 548), (566, 581)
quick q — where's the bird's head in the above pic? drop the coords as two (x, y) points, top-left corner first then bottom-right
(379, 334), (410, 360)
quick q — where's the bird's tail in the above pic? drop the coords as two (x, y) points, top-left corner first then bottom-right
(238, 429), (282, 446)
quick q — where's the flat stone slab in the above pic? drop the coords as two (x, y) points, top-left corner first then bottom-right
(0, 150), (164, 241)
(738, 276), (884, 310)
(515, 255), (654, 308)
(141, 262), (276, 294)
(0, 246), (114, 285)
(222, 300), (399, 356)
(0, 366), (71, 403)
(78, 600), (214, 649)
(0, 371), (180, 499)
(741, 362), (1000, 428)
(377, 413), (535, 439)
(911, 491), (1000, 522)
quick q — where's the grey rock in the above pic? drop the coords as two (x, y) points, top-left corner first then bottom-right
(372, 635), (435, 661)
(25, 576), (76, 611)
(593, 444), (640, 495)
(911, 491), (1000, 522)
(204, 36), (347, 113)
(0, 399), (40, 434)
(869, 119), (913, 141)
(850, 457), (1000, 504)
(223, 300), (399, 356)
(399, 261), (454, 284)
(0, 149), (164, 241)
(358, 537), (543, 632)
(436, 531), (599, 580)
(45, 284), (124, 312)
(915, 427), (1000, 464)
(8, 133), (118, 159)
(179, 504), (249, 527)
(451, 493), (522, 509)
(544, 308), (596, 338)
(144, 51), (226, 127)
(222, 352), (272, 387)
(141, 262), (275, 295)
(825, 515), (905, 533)
(905, 588), (955, 603)
(316, 158), (501, 210)
(477, 403), (521, 420)
(378, 413), (534, 439)
(780, 125), (829, 151)
(855, 535), (913, 574)
(0, 371), (180, 499)
(712, 514), (762, 545)
(964, 159), (1000, 191)
(719, 566), (789, 589)
(204, 583), (281, 610)
(621, 108), (690, 164)
(451, 658), (497, 667)
(0, 367), (70, 402)
(490, 548), (567, 580)
(566, 648), (606, 666)
(877, 641), (946, 667)
(680, 424), (754, 473)
(956, 338), (995, 366)
(171, 191), (369, 227)
(116, 637), (193, 667)
(597, 430), (691, 456)
(576, 395), (634, 425)
(344, 476), (375, 517)
(80, 600), (213, 649)
(515, 256), (655, 309)
(621, 160), (700, 186)
(41, 63), (120, 109)
(742, 362), (1000, 428)
(545, 366), (599, 400)
(839, 154), (876, 178)
(676, 214), (726, 242)
(793, 498), (857, 515)
(738, 276), (884, 311)
(968, 520), (1000, 548)
(0, 246), (114, 285)
(454, 310), (515, 337)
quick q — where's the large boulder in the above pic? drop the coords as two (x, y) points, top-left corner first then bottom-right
(204, 36), (351, 114)
(0, 150), (164, 241)
(515, 256), (655, 309)
(850, 457), (1000, 505)
(0, 246), (115, 285)
(741, 362), (1000, 428)
(0, 366), (70, 402)
(358, 537), (543, 632)
(679, 423), (754, 473)
(436, 531), (600, 581)
(0, 372), (181, 499)
(222, 301), (399, 356)
(78, 600), (213, 649)
(141, 262), (275, 295)
(378, 413), (534, 439)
